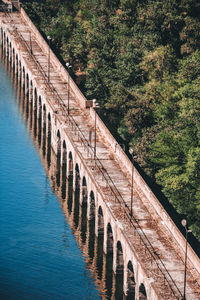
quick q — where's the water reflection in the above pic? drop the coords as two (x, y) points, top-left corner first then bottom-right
(1, 47), (137, 300)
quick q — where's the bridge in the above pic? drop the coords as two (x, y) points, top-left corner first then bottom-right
(1, 6), (200, 300)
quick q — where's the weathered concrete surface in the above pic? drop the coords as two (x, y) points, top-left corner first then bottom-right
(1, 9), (200, 300)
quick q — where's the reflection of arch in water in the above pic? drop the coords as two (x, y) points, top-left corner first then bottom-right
(107, 223), (113, 254)
(22, 66), (25, 91)
(75, 163), (80, 191)
(61, 140), (67, 199)
(8, 40), (10, 60)
(42, 104), (46, 156)
(6, 36), (9, 59)
(115, 241), (124, 299)
(19, 60), (22, 83)
(68, 151), (73, 178)
(12, 47), (15, 66)
(139, 283), (147, 300)
(29, 80), (33, 128)
(116, 241), (124, 274)
(56, 130), (61, 187)
(67, 151), (73, 213)
(73, 163), (80, 229)
(9, 42), (11, 61)
(96, 206), (104, 280)
(98, 206), (104, 236)
(81, 176), (87, 205)
(88, 190), (95, 261)
(80, 176), (87, 244)
(89, 190), (95, 221)
(127, 260), (136, 299)
(33, 88), (37, 137)
(26, 73), (29, 100)
(3, 31), (6, 51)
(25, 74), (29, 119)
(38, 96), (42, 146)
(47, 112), (51, 168)
(16, 54), (18, 75)
(105, 223), (114, 299)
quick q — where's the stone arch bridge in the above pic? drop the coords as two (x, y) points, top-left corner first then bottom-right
(1, 7), (200, 300)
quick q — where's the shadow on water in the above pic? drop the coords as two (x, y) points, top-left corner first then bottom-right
(1, 46), (146, 300)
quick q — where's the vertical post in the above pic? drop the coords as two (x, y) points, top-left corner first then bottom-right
(129, 149), (137, 217)
(47, 36), (51, 82)
(181, 219), (192, 300)
(30, 32), (32, 54)
(94, 106), (97, 159)
(89, 130), (92, 146)
(66, 62), (72, 115)
(93, 99), (100, 160)
(130, 161), (134, 217)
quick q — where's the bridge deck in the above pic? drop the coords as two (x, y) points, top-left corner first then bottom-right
(2, 12), (200, 300)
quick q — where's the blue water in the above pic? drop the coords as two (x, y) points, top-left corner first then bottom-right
(0, 61), (100, 299)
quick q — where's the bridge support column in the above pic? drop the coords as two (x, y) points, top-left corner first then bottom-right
(2, 31), (5, 52)
(0, 28), (2, 46)
(113, 240), (117, 274)
(123, 263), (128, 296)
(103, 226), (107, 254)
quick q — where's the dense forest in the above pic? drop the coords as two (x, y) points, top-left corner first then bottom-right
(21, 0), (200, 240)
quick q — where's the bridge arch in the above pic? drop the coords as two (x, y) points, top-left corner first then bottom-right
(62, 140), (67, 171)
(47, 112), (52, 168)
(75, 163), (80, 191)
(105, 222), (114, 298)
(89, 190), (95, 221)
(28, 80), (33, 127)
(42, 104), (46, 156)
(139, 283), (147, 300)
(81, 176), (87, 205)
(74, 163), (81, 229)
(19, 60), (22, 82)
(25, 74), (30, 119)
(67, 151), (73, 213)
(61, 140), (67, 199)
(22, 66), (25, 90)
(12, 47), (15, 67)
(98, 206), (104, 236)
(87, 190), (96, 261)
(115, 240), (124, 298)
(127, 260), (136, 298)
(96, 205), (104, 279)
(30, 80), (33, 99)
(68, 151), (73, 178)
(80, 176), (87, 243)
(16, 53), (18, 74)
(26, 73), (29, 99)
(116, 241), (124, 274)
(107, 222), (113, 254)
(9, 41), (11, 61)
(38, 96), (42, 146)
(6, 36), (8, 56)
(56, 129), (61, 187)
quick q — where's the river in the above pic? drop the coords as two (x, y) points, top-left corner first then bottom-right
(0, 50), (104, 299)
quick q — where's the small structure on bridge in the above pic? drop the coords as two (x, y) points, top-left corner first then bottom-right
(0, 0), (20, 12)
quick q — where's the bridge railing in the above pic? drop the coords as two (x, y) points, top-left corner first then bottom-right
(5, 13), (183, 299)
